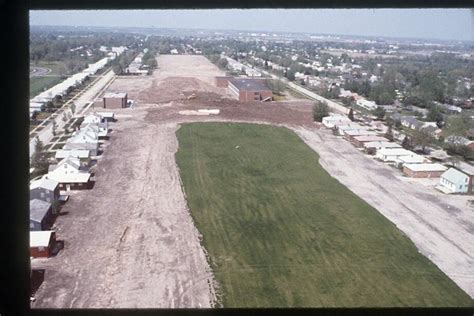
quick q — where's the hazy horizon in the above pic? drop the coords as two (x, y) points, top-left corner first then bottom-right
(30, 9), (473, 42)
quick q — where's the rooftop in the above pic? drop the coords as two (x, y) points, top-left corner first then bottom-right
(30, 199), (51, 222)
(229, 79), (270, 91)
(103, 92), (127, 98)
(441, 167), (470, 182)
(30, 231), (54, 248)
(30, 177), (58, 191)
(353, 135), (389, 142)
(377, 148), (415, 156)
(404, 163), (447, 172)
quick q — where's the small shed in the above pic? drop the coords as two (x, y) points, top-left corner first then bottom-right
(30, 199), (53, 231)
(30, 231), (56, 258)
(103, 92), (128, 109)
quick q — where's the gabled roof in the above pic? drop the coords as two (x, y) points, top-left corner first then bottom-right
(30, 177), (59, 191)
(441, 168), (469, 184)
(55, 149), (90, 160)
(30, 199), (51, 222)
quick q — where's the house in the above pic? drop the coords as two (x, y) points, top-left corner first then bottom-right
(82, 112), (103, 124)
(375, 148), (416, 162)
(64, 128), (99, 156)
(403, 163), (447, 178)
(103, 92), (128, 109)
(400, 116), (423, 130)
(80, 122), (108, 138)
(30, 231), (57, 258)
(228, 79), (273, 102)
(436, 168), (471, 194)
(343, 129), (378, 142)
(55, 149), (91, 167)
(356, 99), (378, 111)
(445, 135), (471, 147)
(395, 155), (431, 168)
(45, 157), (92, 191)
(363, 141), (401, 155)
(30, 199), (53, 231)
(336, 124), (370, 135)
(321, 115), (351, 128)
(30, 178), (59, 204)
(351, 135), (389, 147)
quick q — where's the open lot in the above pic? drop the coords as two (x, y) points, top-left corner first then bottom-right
(31, 54), (473, 308)
(175, 122), (472, 307)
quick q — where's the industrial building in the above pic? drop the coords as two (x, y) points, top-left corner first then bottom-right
(228, 79), (273, 102)
(402, 163), (447, 178)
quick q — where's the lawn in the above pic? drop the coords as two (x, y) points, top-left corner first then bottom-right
(175, 122), (473, 307)
(30, 76), (64, 98)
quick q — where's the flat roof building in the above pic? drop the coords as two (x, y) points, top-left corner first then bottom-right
(30, 231), (57, 258)
(228, 79), (273, 102)
(103, 92), (128, 109)
(402, 163), (447, 178)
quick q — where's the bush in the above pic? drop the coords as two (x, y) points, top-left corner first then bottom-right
(313, 101), (329, 122)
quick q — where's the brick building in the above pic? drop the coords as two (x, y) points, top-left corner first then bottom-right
(215, 76), (233, 88)
(228, 79), (273, 102)
(402, 163), (447, 178)
(103, 92), (128, 109)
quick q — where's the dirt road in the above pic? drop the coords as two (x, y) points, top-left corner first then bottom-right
(31, 54), (473, 308)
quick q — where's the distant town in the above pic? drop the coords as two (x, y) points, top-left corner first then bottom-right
(28, 23), (474, 308)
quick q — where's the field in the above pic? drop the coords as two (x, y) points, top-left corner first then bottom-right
(175, 122), (473, 307)
(30, 61), (66, 97)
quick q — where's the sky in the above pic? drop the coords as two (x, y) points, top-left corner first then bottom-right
(30, 9), (473, 42)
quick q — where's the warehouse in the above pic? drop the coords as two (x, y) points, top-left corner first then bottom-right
(403, 163), (448, 178)
(30, 199), (53, 231)
(103, 92), (128, 109)
(228, 79), (273, 102)
(30, 231), (57, 258)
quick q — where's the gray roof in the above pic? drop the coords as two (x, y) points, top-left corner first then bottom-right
(30, 177), (58, 191)
(30, 199), (52, 222)
(441, 168), (469, 184)
(229, 79), (270, 91)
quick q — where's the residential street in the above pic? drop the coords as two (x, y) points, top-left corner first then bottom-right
(29, 70), (115, 158)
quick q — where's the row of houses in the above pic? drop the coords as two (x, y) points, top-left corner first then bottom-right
(29, 47), (127, 118)
(29, 111), (117, 258)
(321, 114), (474, 193)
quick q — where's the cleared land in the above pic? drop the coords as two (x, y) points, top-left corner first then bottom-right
(31, 55), (473, 308)
(175, 122), (472, 307)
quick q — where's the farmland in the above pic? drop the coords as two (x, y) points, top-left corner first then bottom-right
(176, 122), (473, 307)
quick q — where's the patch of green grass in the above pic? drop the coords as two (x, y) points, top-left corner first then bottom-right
(30, 76), (63, 98)
(176, 122), (473, 308)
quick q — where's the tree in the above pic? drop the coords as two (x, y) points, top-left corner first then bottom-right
(427, 106), (444, 127)
(52, 120), (57, 136)
(385, 124), (394, 141)
(62, 112), (68, 123)
(373, 106), (386, 120)
(266, 79), (286, 95)
(348, 108), (355, 121)
(443, 114), (471, 137)
(217, 58), (228, 69)
(70, 103), (76, 115)
(401, 135), (411, 149)
(313, 101), (329, 122)
(411, 128), (435, 153)
(31, 137), (49, 175)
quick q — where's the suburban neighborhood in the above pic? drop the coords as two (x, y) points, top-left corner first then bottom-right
(24, 10), (474, 310)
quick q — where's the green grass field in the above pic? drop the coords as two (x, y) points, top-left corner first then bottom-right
(175, 122), (473, 307)
(30, 61), (66, 97)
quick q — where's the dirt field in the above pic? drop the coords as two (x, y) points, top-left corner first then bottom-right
(31, 54), (473, 308)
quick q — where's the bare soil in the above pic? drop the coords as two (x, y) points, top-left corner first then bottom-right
(31, 55), (473, 308)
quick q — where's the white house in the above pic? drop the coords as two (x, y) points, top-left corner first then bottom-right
(55, 149), (91, 166)
(395, 154), (430, 168)
(436, 168), (470, 194)
(375, 148), (416, 162)
(356, 99), (378, 111)
(45, 157), (91, 191)
(321, 115), (351, 128)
